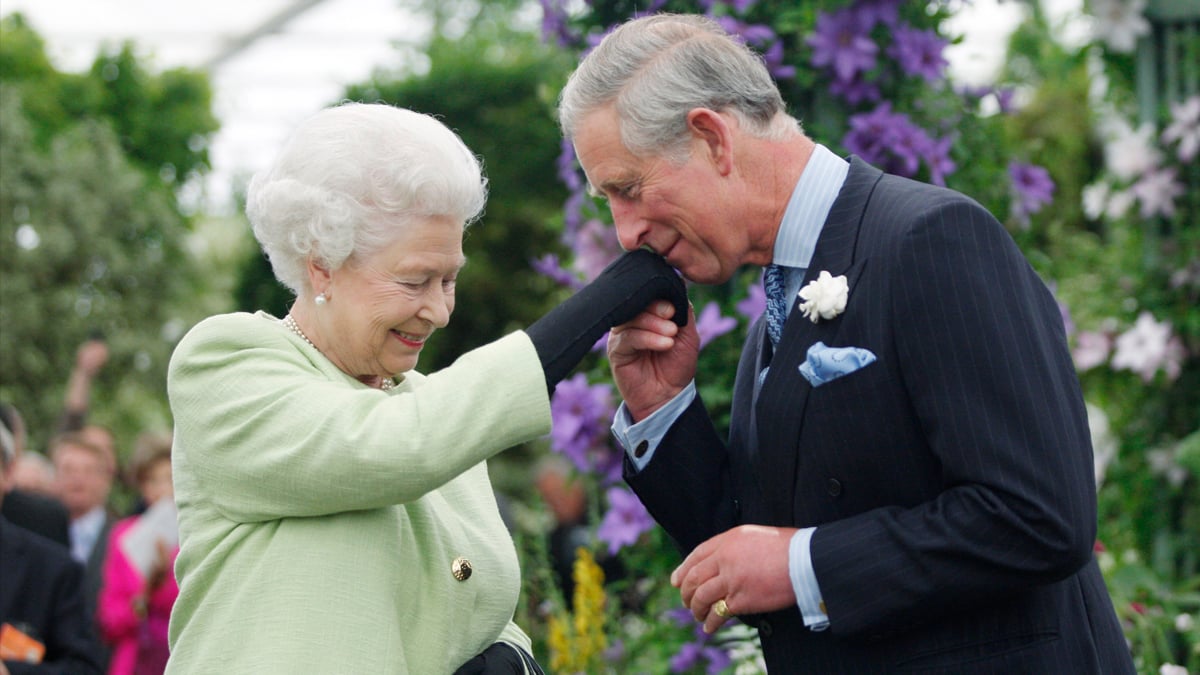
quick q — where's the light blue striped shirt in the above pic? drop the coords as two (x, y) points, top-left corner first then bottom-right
(612, 143), (848, 631)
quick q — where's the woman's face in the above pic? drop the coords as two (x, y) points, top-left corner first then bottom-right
(317, 215), (466, 381)
(139, 457), (173, 506)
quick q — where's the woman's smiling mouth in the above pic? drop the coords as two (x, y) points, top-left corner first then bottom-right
(391, 330), (428, 348)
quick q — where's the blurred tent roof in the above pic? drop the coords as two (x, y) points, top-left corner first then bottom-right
(0, 0), (1036, 214)
(1, 0), (433, 212)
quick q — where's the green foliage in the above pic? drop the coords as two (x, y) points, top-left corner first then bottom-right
(89, 45), (218, 182)
(0, 14), (218, 189)
(0, 15), (219, 463)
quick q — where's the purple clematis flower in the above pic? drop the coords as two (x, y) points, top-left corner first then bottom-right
(699, 0), (757, 12)
(854, 0), (903, 29)
(550, 374), (617, 476)
(760, 39), (797, 80)
(995, 87), (1018, 114)
(695, 301), (738, 349)
(736, 281), (767, 326)
(924, 135), (957, 186)
(670, 642), (732, 674)
(1009, 161), (1056, 227)
(665, 607), (733, 673)
(571, 219), (622, 283)
(596, 487), (656, 554)
(715, 18), (795, 80)
(887, 24), (949, 83)
(808, 8), (879, 83)
(556, 138), (582, 192)
(531, 253), (581, 289)
(538, 0), (576, 47)
(830, 75), (881, 104)
(843, 104), (924, 177)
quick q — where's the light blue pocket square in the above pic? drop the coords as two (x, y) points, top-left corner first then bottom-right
(798, 341), (877, 387)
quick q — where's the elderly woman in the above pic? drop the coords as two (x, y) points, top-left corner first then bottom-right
(165, 103), (686, 674)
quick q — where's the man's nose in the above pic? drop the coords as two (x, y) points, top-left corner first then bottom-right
(611, 205), (648, 252)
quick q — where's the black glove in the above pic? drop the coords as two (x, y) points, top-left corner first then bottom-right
(525, 249), (689, 391)
(453, 642), (545, 675)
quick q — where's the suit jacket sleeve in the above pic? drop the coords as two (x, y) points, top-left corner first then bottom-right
(624, 394), (736, 555)
(809, 198), (1097, 637)
(4, 542), (104, 675)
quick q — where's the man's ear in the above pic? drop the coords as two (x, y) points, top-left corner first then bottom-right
(686, 108), (734, 175)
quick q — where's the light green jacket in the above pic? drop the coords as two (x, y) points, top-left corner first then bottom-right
(165, 312), (551, 674)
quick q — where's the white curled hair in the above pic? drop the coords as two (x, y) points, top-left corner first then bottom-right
(558, 13), (799, 163)
(246, 102), (487, 296)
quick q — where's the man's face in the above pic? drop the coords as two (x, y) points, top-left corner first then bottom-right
(53, 443), (111, 517)
(572, 105), (749, 285)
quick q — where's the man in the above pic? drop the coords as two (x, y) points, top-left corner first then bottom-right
(0, 403), (70, 549)
(1, 422), (105, 674)
(558, 13), (1134, 673)
(49, 433), (116, 632)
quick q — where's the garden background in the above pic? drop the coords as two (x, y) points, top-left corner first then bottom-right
(0, 0), (1196, 672)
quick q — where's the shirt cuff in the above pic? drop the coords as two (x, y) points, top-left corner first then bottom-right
(789, 527), (830, 631)
(611, 381), (697, 472)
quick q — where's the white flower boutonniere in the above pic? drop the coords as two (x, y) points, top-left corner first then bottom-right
(798, 271), (849, 323)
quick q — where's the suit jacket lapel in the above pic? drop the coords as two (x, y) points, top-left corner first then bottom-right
(752, 157), (882, 522)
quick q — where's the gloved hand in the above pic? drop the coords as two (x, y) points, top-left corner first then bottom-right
(526, 249), (688, 390)
(453, 642), (545, 675)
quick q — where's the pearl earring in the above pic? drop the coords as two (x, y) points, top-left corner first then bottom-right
(315, 293), (327, 306)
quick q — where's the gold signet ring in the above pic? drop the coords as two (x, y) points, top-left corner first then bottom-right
(712, 598), (731, 618)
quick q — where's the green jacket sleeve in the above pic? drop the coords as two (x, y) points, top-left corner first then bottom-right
(167, 312), (551, 523)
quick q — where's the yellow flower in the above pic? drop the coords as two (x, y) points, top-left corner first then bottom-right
(548, 547), (608, 672)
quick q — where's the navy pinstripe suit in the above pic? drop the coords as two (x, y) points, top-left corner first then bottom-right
(626, 158), (1134, 673)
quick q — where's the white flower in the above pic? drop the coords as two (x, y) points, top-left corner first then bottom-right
(1082, 182), (1111, 220)
(1176, 613), (1195, 632)
(1147, 448), (1189, 487)
(1104, 119), (1162, 181)
(1087, 403), (1117, 487)
(1111, 312), (1175, 382)
(1090, 0), (1150, 53)
(1106, 188), (1135, 219)
(1159, 664), (1188, 675)
(1162, 96), (1200, 162)
(798, 271), (849, 323)
(1133, 167), (1185, 218)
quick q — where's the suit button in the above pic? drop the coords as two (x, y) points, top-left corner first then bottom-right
(759, 620), (773, 637)
(826, 479), (843, 497)
(634, 440), (649, 458)
(452, 556), (472, 581)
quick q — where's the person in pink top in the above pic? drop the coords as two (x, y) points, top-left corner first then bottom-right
(96, 432), (178, 675)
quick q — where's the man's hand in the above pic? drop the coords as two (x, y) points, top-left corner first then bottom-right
(671, 525), (799, 634)
(607, 301), (700, 421)
(75, 339), (109, 377)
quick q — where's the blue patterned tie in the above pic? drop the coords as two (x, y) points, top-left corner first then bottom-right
(763, 263), (789, 346)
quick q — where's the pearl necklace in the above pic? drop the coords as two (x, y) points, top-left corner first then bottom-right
(281, 314), (394, 391)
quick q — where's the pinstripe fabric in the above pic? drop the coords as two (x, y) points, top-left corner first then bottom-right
(626, 159), (1134, 673)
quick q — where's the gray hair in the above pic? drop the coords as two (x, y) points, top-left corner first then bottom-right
(558, 13), (799, 162)
(247, 103), (487, 296)
(0, 425), (12, 471)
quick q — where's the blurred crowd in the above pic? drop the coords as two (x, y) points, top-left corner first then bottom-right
(2, 338), (179, 675)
